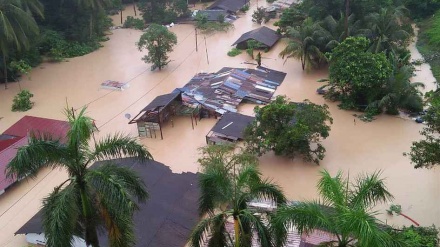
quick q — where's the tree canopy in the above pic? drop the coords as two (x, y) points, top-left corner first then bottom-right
(137, 24), (177, 71)
(245, 95), (333, 164)
(7, 107), (153, 247)
(189, 144), (286, 247)
(271, 170), (398, 247)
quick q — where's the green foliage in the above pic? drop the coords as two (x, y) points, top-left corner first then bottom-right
(240, 4), (250, 12)
(389, 225), (439, 247)
(138, 0), (189, 24)
(137, 24), (177, 70)
(417, 11), (440, 83)
(271, 170), (396, 247)
(246, 40), (263, 59)
(252, 7), (266, 24)
(404, 0), (440, 19)
(274, 8), (307, 34)
(195, 16), (234, 34)
(406, 91), (440, 168)
(123, 16), (145, 30)
(9, 60), (32, 79)
(11, 89), (34, 112)
(7, 107), (152, 246)
(189, 144), (286, 247)
(245, 95), (333, 164)
(227, 48), (242, 57)
(194, 12), (208, 26)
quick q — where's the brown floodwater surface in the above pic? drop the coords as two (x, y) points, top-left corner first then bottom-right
(0, 2), (439, 245)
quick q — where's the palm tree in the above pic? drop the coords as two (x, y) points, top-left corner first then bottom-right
(0, 0), (43, 89)
(189, 145), (286, 247)
(363, 6), (411, 54)
(321, 13), (360, 51)
(7, 107), (153, 247)
(271, 170), (398, 247)
(280, 18), (327, 71)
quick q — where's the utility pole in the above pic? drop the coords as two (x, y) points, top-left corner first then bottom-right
(204, 36), (209, 64)
(120, 8), (123, 24)
(195, 28), (198, 52)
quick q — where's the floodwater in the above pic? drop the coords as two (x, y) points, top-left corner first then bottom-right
(0, 1), (439, 245)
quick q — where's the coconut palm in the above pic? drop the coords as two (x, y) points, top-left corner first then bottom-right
(280, 18), (327, 70)
(320, 13), (360, 50)
(363, 6), (411, 54)
(0, 0), (43, 89)
(189, 145), (286, 247)
(271, 170), (398, 247)
(7, 107), (153, 247)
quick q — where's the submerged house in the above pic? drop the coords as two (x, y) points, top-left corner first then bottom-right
(0, 116), (69, 195)
(16, 158), (200, 247)
(206, 112), (255, 144)
(232, 26), (280, 50)
(207, 0), (249, 14)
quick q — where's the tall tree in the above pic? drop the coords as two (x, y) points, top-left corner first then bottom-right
(280, 18), (327, 70)
(7, 107), (153, 247)
(271, 170), (398, 247)
(0, 0), (42, 89)
(137, 23), (177, 71)
(406, 91), (440, 168)
(189, 145), (286, 247)
(245, 96), (333, 164)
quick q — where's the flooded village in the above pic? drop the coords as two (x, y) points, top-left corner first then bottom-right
(0, 0), (439, 246)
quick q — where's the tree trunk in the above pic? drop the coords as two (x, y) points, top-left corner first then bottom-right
(234, 216), (240, 247)
(344, 0), (350, 39)
(3, 53), (7, 89)
(90, 14), (94, 40)
(80, 187), (100, 247)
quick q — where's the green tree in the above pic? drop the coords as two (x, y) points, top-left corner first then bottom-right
(280, 18), (327, 70)
(11, 89), (33, 111)
(274, 7), (306, 35)
(7, 107), (153, 247)
(389, 225), (439, 247)
(252, 7), (266, 24)
(406, 91), (440, 168)
(189, 144), (286, 247)
(245, 95), (333, 164)
(271, 170), (397, 247)
(137, 24), (177, 71)
(0, 0), (42, 89)
(326, 36), (392, 110)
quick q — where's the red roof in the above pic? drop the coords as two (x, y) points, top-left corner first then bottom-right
(0, 116), (69, 193)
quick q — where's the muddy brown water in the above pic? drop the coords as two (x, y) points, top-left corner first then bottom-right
(0, 1), (439, 245)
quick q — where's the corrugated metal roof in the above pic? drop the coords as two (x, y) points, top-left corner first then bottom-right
(0, 116), (69, 193)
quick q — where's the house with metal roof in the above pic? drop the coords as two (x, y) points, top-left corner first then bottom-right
(15, 158), (200, 247)
(0, 116), (69, 195)
(232, 26), (281, 49)
(207, 0), (249, 14)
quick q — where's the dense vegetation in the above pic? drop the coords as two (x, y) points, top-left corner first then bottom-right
(0, 0), (121, 88)
(276, 0), (426, 117)
(138, 0), (190, 24)
(245, 95), (333, 164)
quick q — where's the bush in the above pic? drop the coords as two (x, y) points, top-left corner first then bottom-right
(240, 4), (250, 12)
(227, 48), (242, 57)
(12, 90), (34, 112)
(123, 16), (145, 30)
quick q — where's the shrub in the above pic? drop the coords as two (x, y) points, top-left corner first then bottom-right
(123, 16), (145, 30)
(12, 90), (34, 112)
(240, 4), (250, 12)
(227, 48), (242, 57)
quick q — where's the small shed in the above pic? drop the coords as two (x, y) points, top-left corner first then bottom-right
(232, 26), (280, 50)
(129, 92), (200, 139)
(207, 0), (248, 14)
(206, 112), (255, 144)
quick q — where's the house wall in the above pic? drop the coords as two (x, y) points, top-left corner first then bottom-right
(26, 233), (87, 247)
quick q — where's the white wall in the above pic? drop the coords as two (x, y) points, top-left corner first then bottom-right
(25, 233), (87, 247)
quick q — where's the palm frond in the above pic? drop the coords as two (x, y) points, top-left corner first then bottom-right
(189, 213), (228, 247)
(317, 170), (346, 207)
(65, 106), (95, 149)
(248, 179), (287, 206)
(6, 135), (68, 179)
(90, 133), (152, 164)
(198, 168), (233, 215)
(240, 210), (272, 247)
(42, 183), (80, 247)
(349, 171), (393, 209)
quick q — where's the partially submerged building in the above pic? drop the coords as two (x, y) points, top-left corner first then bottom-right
(207, 0), (249, 14)
(206, 112), (254, 144)
(16, 158), (200, 247)
(232, 26), (280, 50)
(0, 116), (69, 195)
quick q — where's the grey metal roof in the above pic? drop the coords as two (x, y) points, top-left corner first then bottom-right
(210, 112), (255, 139)
(232, 26), (280, 48)
(207, 0), (247, 13)
(15, 158), (200, 247)
(141, 92), (180, 113)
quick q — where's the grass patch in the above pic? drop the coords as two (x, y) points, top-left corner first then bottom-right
(227, 48), (242, 57)
(417, 12), (440, 83)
